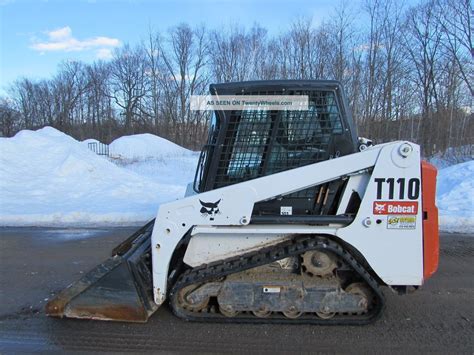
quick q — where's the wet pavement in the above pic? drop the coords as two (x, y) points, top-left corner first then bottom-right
(0, 227), (473, 353)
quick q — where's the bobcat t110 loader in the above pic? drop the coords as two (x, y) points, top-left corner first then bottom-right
(46, 80), (439, 324)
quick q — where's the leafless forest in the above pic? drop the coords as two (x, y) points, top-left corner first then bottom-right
(0, 0), (472, 158)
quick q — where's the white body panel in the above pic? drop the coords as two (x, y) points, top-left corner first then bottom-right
(151, 141), (423, 305)
(183, 233), (291, 267)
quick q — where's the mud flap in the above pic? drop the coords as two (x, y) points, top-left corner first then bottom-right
(46, 220), (158, 323)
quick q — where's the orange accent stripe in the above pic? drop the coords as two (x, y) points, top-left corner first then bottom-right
(421, 161), (439, 280)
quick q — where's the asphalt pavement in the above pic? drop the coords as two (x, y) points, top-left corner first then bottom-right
(0, 227), (473, 353)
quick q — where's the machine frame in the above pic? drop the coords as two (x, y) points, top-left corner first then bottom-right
(151, 140), (424, 305)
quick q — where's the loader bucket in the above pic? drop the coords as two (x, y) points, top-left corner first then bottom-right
(46, 220), (158, 322)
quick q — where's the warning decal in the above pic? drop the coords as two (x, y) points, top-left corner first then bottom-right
(387, 215), (417, 229)
(280, 206), (293, 215)
(373, 201), (418, 215)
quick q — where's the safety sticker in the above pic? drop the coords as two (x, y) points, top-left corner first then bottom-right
(280, 206), (293, 215)
(387, 215), (417, 229)
(373, 201), (418, 215)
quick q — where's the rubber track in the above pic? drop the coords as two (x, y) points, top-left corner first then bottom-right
(169, 235), (385, 325)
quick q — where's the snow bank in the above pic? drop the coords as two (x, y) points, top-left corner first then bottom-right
(1, 127), (471, 233)
(110, 133), (191, 161)
(108, 132), (199, 188)
(0, 127), (195, 226)
(437, 160), (474, 234)
(429, 145), (473, 169)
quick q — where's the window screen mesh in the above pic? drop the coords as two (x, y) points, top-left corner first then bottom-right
(214, 90), (343, 189)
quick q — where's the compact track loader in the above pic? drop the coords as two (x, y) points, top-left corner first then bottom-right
(46, 80), (439, 324)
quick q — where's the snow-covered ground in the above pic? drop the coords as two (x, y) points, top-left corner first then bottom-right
(0, 127), (472, 233)
(429, 145), (473, 170)
(436, 160), (473, 233)
(109, 133), (191, 161)
(108, 133), (198, 186)
(0, 127), (198, 226)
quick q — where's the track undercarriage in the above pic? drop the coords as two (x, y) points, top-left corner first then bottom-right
(170, 236), (385, 324)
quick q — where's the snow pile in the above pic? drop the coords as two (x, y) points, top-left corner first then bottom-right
(108, 133), (199, 188)
(119, 153), (199, 187)
(110, 133), (191, 161)
(0, 127), (195, 226)
(1, 126), (471, 233)
(429, 145), (473, 169)
(437, 160), (474, 233)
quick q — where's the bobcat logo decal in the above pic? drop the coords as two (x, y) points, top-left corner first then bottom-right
(374, 202), (386, 213)
(199, 199), (221, 220)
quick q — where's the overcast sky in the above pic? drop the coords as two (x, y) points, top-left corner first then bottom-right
(0, 0), (419, 95)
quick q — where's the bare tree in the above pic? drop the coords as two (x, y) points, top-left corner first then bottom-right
(437, 0), (473, 96)
(84, 61), (111, 130)
(158, 24), (210, 146)
(9, 78), (37, 129)
(145, 29), (163, 133)
(0, 98), (19, 136)
(327, 1), (357, 84)
(288, 17), (317, 79)
(209, 25), (251, 82)
(109, 44), (149, 131)
(403, 1), (444, 155)
(51, 61), (89, 128)
(1, 0), (472, 155)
